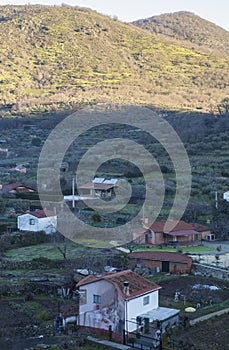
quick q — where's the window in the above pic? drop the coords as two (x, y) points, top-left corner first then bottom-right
(79, 289), (87, 305)
(143, 295), (150, 305)
(93, 294), (101, 304)
(29, 218), (35, 225)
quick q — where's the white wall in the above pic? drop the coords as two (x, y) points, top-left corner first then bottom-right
(78, 281), (159, 334)
(223, 191), (229, 202)
(18, 213), (57, 233)
(126, 290), (159, 332)
(78, 280), (126, 335)
(78, 280), (117, 327)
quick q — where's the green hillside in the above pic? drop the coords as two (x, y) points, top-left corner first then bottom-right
(0, 5), (228, 114)
(133, 11), (229, 56)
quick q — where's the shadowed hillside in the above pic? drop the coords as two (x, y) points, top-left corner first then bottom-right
(0, 6), (228, 114)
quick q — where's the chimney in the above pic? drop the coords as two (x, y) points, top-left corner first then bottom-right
(144, 217), (149, 225)
(123, 281), (130, 296)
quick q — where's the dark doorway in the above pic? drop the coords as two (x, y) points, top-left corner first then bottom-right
(162, 261), (170, 273)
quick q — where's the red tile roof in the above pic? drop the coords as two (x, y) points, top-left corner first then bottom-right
(145, 220), (196, 233)
(2, 183), (21, 192)
(25, 210), (56, 218)
(2, 183), (37, 193)
(128, 251), (192, 264)
(77, 270), (160, 300)
(190, 223), (211, 232)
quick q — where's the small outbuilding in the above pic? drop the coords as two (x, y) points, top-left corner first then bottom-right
(128, 251), (192, 275)
(79, 178), (118, 199)
(189, 223), (212, 240)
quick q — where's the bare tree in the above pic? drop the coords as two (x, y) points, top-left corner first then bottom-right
(52, 231), (68, 260)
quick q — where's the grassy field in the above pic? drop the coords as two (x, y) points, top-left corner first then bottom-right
(3, 240), (119, 262)
(3, 240), (215, 263)
(4, 242), (88, 261)
(133, 245), (215, 254)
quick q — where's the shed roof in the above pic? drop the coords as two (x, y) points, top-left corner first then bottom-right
(138, 306), (180, 323)
(79, 182), (116, 190)
(128, 251), (192, 264)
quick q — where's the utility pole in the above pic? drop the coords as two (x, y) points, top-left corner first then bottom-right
(215, 191), (218, 210)
(72, 175), (76, 208)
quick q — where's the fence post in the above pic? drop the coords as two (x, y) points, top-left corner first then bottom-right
(123, 329), (126, 345)
(109, 325), (112, 341)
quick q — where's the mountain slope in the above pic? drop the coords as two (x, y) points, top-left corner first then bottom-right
(0, 5), (228, 114)
(133, 11), (229, 56)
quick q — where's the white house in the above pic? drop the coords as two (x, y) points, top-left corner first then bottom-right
(76, 270), (179, 336)
(223, 190), (229, 202)
(17, 210), (57, 234)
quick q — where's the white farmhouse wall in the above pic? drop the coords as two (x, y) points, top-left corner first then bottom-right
(78, 280), (125, 335)
(17, 214), (57, 233)
(223, 191), (229, 202)
(125, 290), (159, 332)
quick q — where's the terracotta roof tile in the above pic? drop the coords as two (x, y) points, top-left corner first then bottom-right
(2, 183), (21, 192)
(190, 223), (211, 232)
(145, 220), (196, 233)
(2, 183), (37, 193)
(76, 270), (160, 300)
(25, 210), (56, 218)
(128, 251), (192, 264)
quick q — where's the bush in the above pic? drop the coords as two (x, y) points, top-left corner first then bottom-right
(35, 310), (51, 322)
(176, 247), (183, 253)
(31, 137), (41, 146)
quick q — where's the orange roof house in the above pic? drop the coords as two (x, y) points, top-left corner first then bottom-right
(133, 220), (200, 246)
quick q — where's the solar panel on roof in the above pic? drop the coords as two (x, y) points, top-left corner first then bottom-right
(92, 177), (105, 183)
(110, 179), (118, 184)
(103, 179), (118, 184)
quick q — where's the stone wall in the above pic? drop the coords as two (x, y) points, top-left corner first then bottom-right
(192, 262), (229, 281)
(190, 307), (229, 325)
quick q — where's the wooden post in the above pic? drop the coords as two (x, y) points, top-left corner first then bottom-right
(109, 325), (112, 340)
(123, 329), (126, 345)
